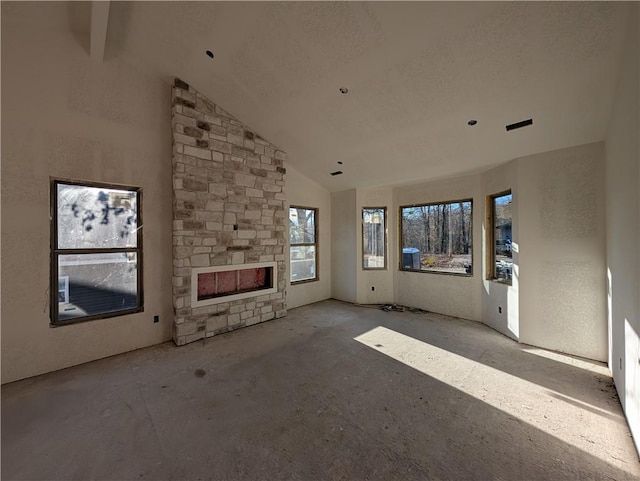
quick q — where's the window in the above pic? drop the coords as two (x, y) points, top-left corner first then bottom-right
(400, 199), (473, 275)
(51, 179), (143, 325)
(362, 207), (387, 269)
(289, 206), (318, 283)
(488, 191), (513, 284)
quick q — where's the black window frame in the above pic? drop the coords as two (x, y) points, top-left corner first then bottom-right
(362, 207), (388, 270)
(399, 198), (474, 277)
(50, 178), (144, 326)
(289, 205), (319, 284)
(487, 190), (513, 285)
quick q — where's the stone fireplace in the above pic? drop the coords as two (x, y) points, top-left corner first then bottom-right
(171, 78), (287, 345)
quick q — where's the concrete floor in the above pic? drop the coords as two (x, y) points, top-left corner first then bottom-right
(2, 300), (639, 480)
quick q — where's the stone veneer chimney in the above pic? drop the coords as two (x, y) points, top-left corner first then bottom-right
(171, 78), (287, 345)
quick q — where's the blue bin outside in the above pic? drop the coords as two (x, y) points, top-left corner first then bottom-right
(402, 248), (420, 269)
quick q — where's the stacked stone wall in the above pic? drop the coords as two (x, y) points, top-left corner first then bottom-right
(171, 78), (286, 345)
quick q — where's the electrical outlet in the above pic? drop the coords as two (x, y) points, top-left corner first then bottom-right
(154, 315), (159, 323)
(498, 306), (502, 314)
(371, 286), (375, 291)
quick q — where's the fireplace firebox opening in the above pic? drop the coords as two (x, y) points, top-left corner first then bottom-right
(191, 262), (278, 307)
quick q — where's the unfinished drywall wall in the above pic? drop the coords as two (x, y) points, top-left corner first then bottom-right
(356, 187), (394, 305)
(605, 2), (640, 454)
(518, 143), (607, 361)
(481, 160), (520, 340)
(331, 189), (357, 303)
(393, 175), (483, 321)
(285, 163), (331, 309)
(1, 4), (173, 383)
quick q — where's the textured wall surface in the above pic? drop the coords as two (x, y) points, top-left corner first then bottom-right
(1, 9), (174, 383)
(331, 189), (358, 303)
(285, 163), (332, 309)
(605, 3), (640, 454)
(393, 175), (483, 321)
(518, 143), (607, 361)
(386, 144), (608, 364)
(171, 80), (287, 345)
(356, 187), (395, 305)
(481, 160), (519, 340)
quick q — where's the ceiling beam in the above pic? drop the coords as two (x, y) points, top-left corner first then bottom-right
(90, 1), (110, 63)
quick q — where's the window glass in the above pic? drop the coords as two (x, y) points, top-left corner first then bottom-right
(289, 207), (318, 283)
(290, 245), (316, 282)
(492, 192), (513, 283)
(289, 207), (315, 244)
(363, 208), (386, 269)
(400, 200), (472, 275)
(58, 253), (139, 321)
(57, 184), (138, 249)
(52, 180), (142, 324)
(58, 276), (69, 304)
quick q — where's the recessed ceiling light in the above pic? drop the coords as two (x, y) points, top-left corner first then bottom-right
(206, 50), (214, 59)
(339, 87), (349, 94)
(467, 119), (477, 126)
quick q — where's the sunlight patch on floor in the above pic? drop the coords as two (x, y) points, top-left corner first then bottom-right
(355, 326), (634, 474)
(520, 347), (609, 374)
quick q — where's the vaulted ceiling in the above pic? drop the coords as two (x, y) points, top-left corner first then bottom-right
(12, 1), (632, 191)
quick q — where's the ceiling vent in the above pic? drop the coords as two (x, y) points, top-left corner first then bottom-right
(330, 171), (343, 176)
(506, 118), (533, 131)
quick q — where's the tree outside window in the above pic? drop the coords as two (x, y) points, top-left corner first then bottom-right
(400, 200), (472, 275)
(289, 206), (318, 283)
(363, 207), (387, 269)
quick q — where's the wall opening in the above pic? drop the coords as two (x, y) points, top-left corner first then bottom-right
(191, 262), (278, 307)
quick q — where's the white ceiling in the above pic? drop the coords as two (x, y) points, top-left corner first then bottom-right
(16, 1), (635, 191)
